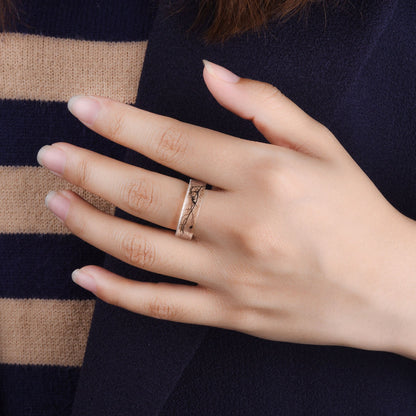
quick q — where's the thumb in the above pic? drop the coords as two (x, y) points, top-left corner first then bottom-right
(202, 59), (336, 157)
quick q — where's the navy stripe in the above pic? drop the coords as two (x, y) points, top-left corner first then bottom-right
(0, 234), (104, 300)
(0, 363), (80, 415)
(0, 100), (127, 166)
(14, 0), (157, 41)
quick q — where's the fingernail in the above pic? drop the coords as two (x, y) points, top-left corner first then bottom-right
(72, 269), (97, 294)
(37, 145), (66, 176)
(202, 59), (240, 83)
(45, 191), (70, 222)
(68, 96), (101, 126)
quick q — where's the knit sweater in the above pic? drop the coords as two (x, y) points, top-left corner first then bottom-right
(2, 0), (416, 415)
(0, 1), (156, 414)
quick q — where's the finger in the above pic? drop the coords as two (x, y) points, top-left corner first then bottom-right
(67, 95), (262, 189)
(72, 265), (226, 326)
(45, 189), (213, 285)
(38, 142), (226, 238)
(202, 60), (341, 157)
(38, 142), (187, 230)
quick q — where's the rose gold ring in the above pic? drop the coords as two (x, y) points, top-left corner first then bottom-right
(175, 179), (207, 240)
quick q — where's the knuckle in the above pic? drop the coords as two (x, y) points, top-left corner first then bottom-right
(109, 112), (127, 141)
(319, 124), (339, 148)
(146, 296), (180, 321)
(230, 307), (253, 331)
(223, 271), (255, 301)
(242, 224), (274, 259)
(229, 217), (282, 262)
(250, 154), (301, 201)
(254, 82), (284, 106)
(118, 233), (156, 269)
(239, 309), (269, 335)
(247, 160), (285, 200)
(250, 151), (280, 183)
(222, 303), (252, 331)
(99, 287), (121, 308)
(96, 278), (133, 310)
(120, 179), (157, 214)
(319, 123), (334, 138)
(260, 164), (285, 193)
(263, 86), (284, 105)
(75, 158), (91, 189)
(66, 206), (88, 236)
(155, 125), (188, 163)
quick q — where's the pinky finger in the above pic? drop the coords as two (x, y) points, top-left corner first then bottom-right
(72, 265), (225, 326)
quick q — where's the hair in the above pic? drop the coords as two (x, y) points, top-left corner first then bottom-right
(171, 0), (341, 44)
(0, 0), (344, 43)
(0, 0), (20, 32)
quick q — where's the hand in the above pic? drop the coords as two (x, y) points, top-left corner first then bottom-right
(37, 60), (416, 358)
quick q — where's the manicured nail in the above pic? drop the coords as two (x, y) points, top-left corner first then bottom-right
(45, 191), (70, 222)
(72, 269), (97, 294)
(68, 96), (101, 126)
(202, 59), (240, 83)
(37, 145), (66, 176)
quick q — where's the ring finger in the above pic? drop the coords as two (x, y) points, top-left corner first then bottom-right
(37, 142), (220, 236)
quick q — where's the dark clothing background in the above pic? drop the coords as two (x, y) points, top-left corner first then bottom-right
(71, 0), (416, 415)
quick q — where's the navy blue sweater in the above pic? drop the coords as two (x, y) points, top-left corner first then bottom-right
(1, 0), (416, 414)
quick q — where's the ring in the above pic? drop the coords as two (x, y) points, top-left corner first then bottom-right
(175, 179), (207, 240)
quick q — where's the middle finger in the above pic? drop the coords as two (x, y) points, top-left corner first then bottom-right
(67, 95), (266, 189)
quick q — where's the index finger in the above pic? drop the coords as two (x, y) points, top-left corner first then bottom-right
(67, 95), (268, 189)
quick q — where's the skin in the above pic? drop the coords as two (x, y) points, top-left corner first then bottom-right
(37, 60), (416, 359)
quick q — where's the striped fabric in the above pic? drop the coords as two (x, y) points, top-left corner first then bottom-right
(0, 0), (156, 414)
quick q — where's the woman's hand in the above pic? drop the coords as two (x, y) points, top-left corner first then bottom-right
(37, 60), (416, 358)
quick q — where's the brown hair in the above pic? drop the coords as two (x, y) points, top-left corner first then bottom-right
(173, 0), (335, 44)
(0, 0), (341, 43)
(0, 0), (20, 32)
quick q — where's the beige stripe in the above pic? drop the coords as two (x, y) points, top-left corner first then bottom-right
(0, 298), (95, 366)
(0, 166), (115, 234)
(0, 32), (147, 104)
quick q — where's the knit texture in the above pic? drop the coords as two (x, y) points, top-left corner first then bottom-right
(0, 1), (156, 414)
